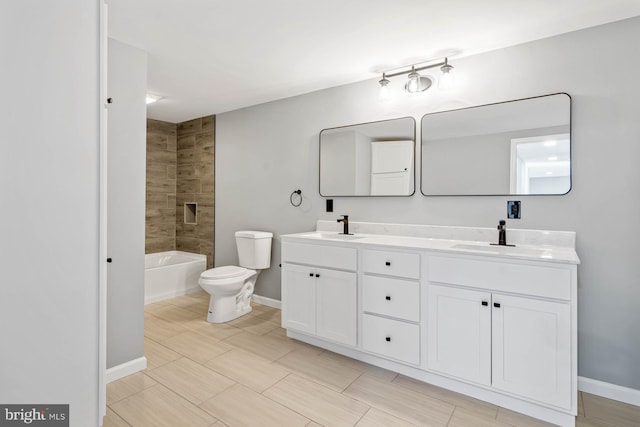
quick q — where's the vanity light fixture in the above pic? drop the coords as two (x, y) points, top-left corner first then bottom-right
(378, 57), (454, 98)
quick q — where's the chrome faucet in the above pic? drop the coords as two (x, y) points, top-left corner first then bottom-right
(337, 215), (351, 235)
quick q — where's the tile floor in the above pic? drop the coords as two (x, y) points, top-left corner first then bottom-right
(104, 291), (640, 427)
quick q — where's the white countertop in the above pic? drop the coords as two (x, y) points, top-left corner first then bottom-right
(281, 230), (580, 264)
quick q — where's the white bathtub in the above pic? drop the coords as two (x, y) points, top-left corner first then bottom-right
(144, 251), (207, 304)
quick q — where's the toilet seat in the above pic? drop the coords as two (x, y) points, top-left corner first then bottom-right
(201, 265), (247, 280)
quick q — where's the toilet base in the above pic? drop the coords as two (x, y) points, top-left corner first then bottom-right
(206, 291), (253, 323)
(200, 267), (261, 323)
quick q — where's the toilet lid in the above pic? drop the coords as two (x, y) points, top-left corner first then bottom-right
(201, 266), (247, 280)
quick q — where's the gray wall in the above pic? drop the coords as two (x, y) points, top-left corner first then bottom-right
(423, 131), (512, 194)
(422, 125), (569, 195)
(107, 39), (147, 369)
(215, 17), (640, 390)
(0, 1), (101, 425)
(320, 131), (358, 195)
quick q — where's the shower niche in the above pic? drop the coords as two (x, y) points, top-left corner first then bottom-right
(184, 203), (197, 224)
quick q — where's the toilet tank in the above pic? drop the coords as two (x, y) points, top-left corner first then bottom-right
(235, 230), (273, 269)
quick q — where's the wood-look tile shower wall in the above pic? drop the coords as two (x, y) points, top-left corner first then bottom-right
(146, 119), (177, 253)
(145, 116), (215, 268)
(176, 115), (215, 268)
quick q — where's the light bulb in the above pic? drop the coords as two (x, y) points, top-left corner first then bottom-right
(439, 59), (454, 90)
(406, 68), (420, 93)
(378, 74), (391, 101)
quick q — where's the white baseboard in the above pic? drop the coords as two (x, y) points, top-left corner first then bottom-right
(106, 356), (147, 384)
(579, 376), (640, 406)
(251, 294), (281, 309)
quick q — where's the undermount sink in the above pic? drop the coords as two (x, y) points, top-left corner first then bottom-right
(453, 243), (504, 253)
(319, 232), (364, 241)
(452, 243), (552, 258)
(304, 232), (364, 241)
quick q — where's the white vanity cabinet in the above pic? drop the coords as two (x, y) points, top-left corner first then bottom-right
(316, 267), (357, 345)
(281, 242), (357, 346)
(281, 263), (316, 335)
(426, 254), (574, 410)
(361, 249), (421, 365)
(281, 223), (579, 427)
(427, 284), (492, 386)
(492, 293), (571, 408)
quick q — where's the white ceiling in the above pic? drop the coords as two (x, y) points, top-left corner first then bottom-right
(107, 0), (640, 123)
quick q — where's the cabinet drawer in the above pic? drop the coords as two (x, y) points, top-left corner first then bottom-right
(362, 249), (420, 279)
(282, 241), (356, 271)
(362, 275), (419, 322)
(427, 255), (571, 300)
(362, 314), (420, 365)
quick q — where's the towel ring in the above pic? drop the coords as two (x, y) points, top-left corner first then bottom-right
(290, 189), (302, 207)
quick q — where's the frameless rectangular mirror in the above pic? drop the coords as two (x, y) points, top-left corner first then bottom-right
(320, 117), (416, 196)
(421, 93), (571, 196)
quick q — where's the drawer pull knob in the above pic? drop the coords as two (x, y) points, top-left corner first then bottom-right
(315, 274), (320, 278)
(385, 336), (391, 342)
(494, 302), (501, 308)
(385, 295), (391, 301)
(385, 261), (391, 266)
(481, 301), (488, 306)
(309, 273), (313, 277)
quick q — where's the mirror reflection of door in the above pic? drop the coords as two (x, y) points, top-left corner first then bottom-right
(370, 140), (413, 195)
(510, 134), (571, 194)
(319, 116), (416, 196)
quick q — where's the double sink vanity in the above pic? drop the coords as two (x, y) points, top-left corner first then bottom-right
(281, 220), (579, 427)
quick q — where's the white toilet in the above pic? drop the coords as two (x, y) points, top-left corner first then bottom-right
(199, 230), (273, 323)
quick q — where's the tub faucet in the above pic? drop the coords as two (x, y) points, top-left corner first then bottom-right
(337, 215), (351, 235)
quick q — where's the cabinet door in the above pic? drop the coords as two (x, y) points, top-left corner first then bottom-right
(492, 294), (571, 409)
(427, 284), (491, 386)
(371, 140), (413, 173)
(282, 264), (316, 335)
(316, 268), (357, 346)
